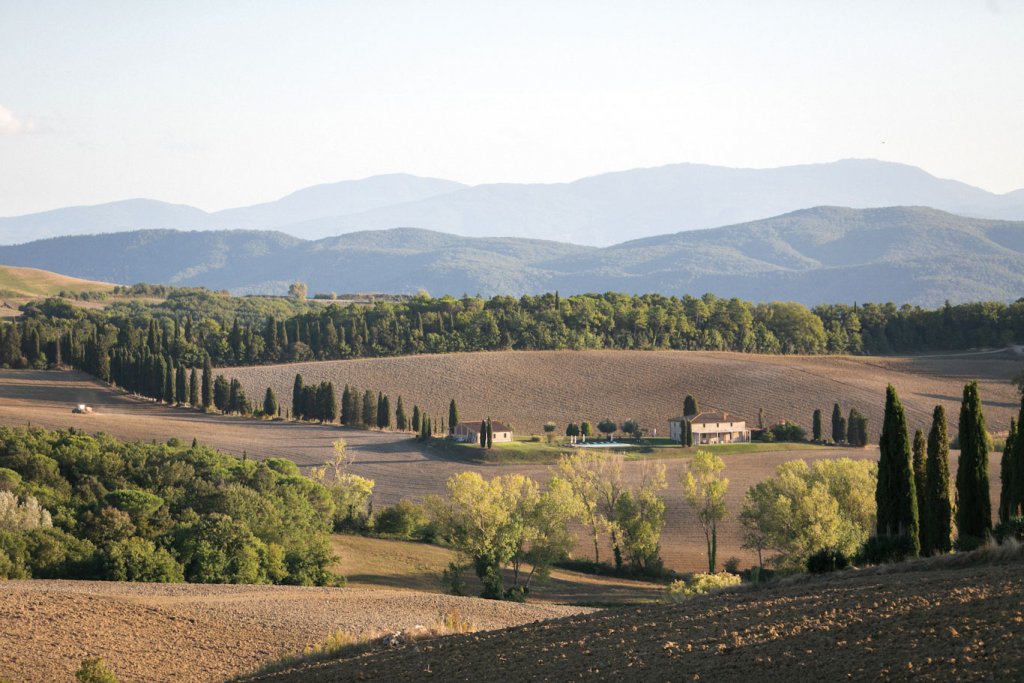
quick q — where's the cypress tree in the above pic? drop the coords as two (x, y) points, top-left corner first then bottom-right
(189, 368), (199, 407)
(163, 359), (175, 404)
(998, 418), (1016, 524)
(912, 428), (927, 549)
(352, 387), (364, 423)
(831, 403), (844, 443)
(292, 374), (304, 420)
(876, 384), (920, 555)
(412, 405), (421, 432)
(955, 381), (991, 547)
(175, 364), (187, 406)
(362, 389), (376, 427)
(923, 405), (953, 555)
(685, 419), (693, 447)
(302, 385), (317, 421)
(340, 385), (352, 425)
(380, 395), (391, 429)
(376, 392), (385, 429)
(264, 387), (278, 417)
(486, 417), (493, 449)
(812, 409), (822, 442)
(213, 375), (229, 412)
(1011, 396), (1024, 519)
(322, 382), (338, 423)
(201, 355), (213, 409)
(425, 416), (432, 440)
(684, 394), (698, 417)
(479, 420), (486, 447)
(395, 396), (407, 431)
(449, 399), (459, 435)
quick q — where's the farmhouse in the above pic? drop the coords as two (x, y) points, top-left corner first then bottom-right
(669, 410), (750, 445)
(452, 420), (514, 444)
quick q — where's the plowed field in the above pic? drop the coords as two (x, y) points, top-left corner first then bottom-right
(222, 349), (1022, 436)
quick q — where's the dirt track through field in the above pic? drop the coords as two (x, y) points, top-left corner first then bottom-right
(0, 367), (1005, 572)
(0, 580), (588, 683)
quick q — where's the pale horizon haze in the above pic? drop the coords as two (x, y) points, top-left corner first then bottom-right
(1, 1), (1023, 216)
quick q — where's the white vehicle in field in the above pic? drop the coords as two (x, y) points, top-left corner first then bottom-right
(71, 404), (94, 414)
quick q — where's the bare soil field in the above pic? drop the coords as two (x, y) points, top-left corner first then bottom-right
(221, 349), (1022, 437)
(0, 580), (588, 683)
(0, 369), (1004, 572)
(253, 549), (1024, 682)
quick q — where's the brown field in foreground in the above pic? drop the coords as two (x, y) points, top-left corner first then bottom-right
(252, 548), (1024, 683)
(0, 369), (1005, 572)
(0, 580), (588, 683)
(222, 348), (1022, 437)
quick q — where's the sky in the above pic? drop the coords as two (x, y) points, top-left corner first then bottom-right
(1, 0), (1023, 216)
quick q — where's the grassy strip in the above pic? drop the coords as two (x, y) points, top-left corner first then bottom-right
(234, 610), (475, 681)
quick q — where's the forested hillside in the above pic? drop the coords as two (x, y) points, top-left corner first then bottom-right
(2, 207), (1022, 306)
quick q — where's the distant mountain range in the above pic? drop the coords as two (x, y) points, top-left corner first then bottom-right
(2, 206), (1021, 306)
(3, 160), (1023, 246)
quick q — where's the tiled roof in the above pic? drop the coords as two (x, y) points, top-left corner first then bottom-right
(455, 420), (512, 433)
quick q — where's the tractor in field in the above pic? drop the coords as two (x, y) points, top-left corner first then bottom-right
(71, 404), (94, 414)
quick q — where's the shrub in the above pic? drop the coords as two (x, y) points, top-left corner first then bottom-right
(857, 534), (916, 565)
(994, 517), (1024, 543)
(76, 657), (119, 683)
(103, 537), (183, 582)
(440, 561), (467, 596)
(665, 572), (741, 601)
(770, 421), (807, 442)
(723, 557), (741, 574)
(806, 548), (849, 574)
(374, 500), (428, 539)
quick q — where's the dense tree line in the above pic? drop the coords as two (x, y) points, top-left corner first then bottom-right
(0, 427), (337, 584)
(3, 292), (1023, 377)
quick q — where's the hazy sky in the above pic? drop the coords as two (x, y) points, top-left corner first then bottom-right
(1, 1), (1023, 216)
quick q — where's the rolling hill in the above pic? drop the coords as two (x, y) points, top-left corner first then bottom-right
(1, 207), (1022, 305)
(3, 160), (1023, 246)
(0, 265), (115, 298)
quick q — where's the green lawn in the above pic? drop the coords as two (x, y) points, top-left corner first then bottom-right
(426, 435), (831, 463)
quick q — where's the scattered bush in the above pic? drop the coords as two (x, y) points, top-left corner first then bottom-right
(665, 572), (741, 601)
(75, 657), (119, 683)
(440, 561), (467, 596)
(723, 556), (741, 574)
(806, 548), (849, 574)
(857, 534), (916, 565)
(374, 500), (428, 539)
(993, 517), (1024, 543)
(770, 421), (807, 442)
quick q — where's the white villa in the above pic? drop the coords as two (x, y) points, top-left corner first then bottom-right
(669, 410), (750, 445)
(452, 420), (514, 444)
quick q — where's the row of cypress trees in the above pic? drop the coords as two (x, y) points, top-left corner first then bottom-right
(875, 381), (1012, 556)
(998, 397), (1024, 524)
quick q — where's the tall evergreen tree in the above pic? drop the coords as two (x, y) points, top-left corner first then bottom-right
(175, 364), (187, 406)
(362, 389), (377, 427)
(812, 409), (823, 442)
(912, 428), (927, 549)
(213, 375), (230, 412)
(264, 387), (278, 417)
(201, 355), (213, 410)
(412, 405), (421, 432)
(449, 399), (459, 435)
(955, 381), (991, 547)
(1010, 396), (1024, 520)
(479, 420), (487, 448)
(163, 359), (175, 404)
(923, 405), (953, 555)
(998, 418), (1016, 524)
(832, 403), (845, 443)
(292, 374), (304, 420)
(320, 382), (338, 423)
(376, 392), (385, 429)
(876, 384), (920, 555)
(189, 368), (199, 407)
(395, 396), (407, 431)
(380, 395), (391, 430)
(486, 417), (493, 449)
(684, 394), (698, 417)
(340, 385), (353, 425)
